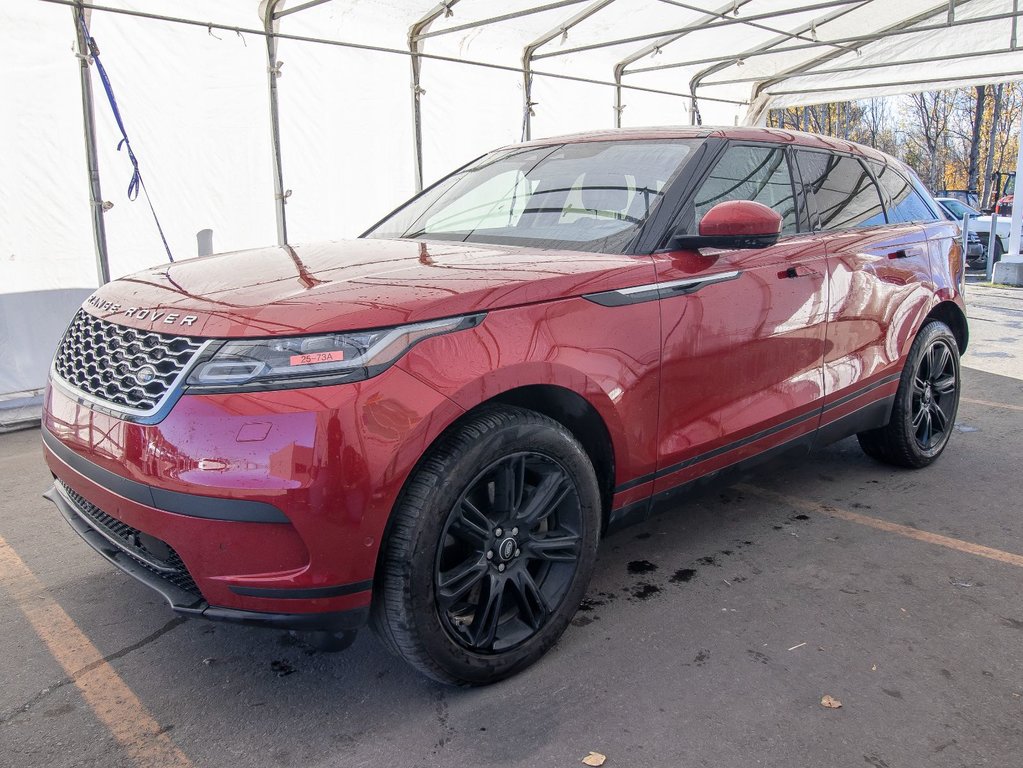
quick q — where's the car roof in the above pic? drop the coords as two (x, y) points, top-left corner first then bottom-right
(509, 126), (895, 166)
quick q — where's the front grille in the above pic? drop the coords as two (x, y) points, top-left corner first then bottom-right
(53, 309), (205, 415)
(59, 481), (201, 597)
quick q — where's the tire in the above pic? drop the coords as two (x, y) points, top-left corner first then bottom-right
(857, 320), (961, 468)
(993, 236), (1005, 264)
(371, 405), (601, 686)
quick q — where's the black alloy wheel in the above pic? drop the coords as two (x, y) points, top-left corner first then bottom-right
(858, 320), (961, 468)
(435, 452), (582, 654)
(372, 405), (601, 685)
(910, 338), (957, 451)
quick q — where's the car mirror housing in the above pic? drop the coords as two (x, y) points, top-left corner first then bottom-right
(669, 200), (783, 251)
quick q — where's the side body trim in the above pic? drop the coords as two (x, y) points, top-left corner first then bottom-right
(614, 405), (820, 493)
(584, 270), (741, 307)
(607, 376), (901, 533)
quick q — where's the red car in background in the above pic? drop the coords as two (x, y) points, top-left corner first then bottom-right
(43, 127), (967, 685)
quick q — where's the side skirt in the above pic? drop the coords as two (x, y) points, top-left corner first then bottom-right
(606, 393), (895, 535)
(813, 394), (896, 449)
(606, 433), (812, 534)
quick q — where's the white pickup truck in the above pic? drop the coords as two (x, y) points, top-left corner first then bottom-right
(935, 197), (1012, 265)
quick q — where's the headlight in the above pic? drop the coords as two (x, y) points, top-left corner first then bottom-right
(186, 313), (484, 392)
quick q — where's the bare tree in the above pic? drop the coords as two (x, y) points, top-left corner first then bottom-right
(968, 86), (986, 194)
(906, 91), (956, 189)
(982, 84), (1004, 205)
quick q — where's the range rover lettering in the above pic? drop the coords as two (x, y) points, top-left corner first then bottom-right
(43, 128), (966, 685)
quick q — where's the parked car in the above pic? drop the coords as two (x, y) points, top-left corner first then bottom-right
(936, 195), (1014, 263)
(935, 197), (987, 267)
(936, 189), (980, 208)
(43, 127), (967, 685)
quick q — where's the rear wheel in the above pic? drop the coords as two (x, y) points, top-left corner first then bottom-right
(857, 320), (960, 468)
(372, 406), (601, 685)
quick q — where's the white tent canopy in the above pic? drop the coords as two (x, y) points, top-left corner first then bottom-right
(2, 0), (1022, 419)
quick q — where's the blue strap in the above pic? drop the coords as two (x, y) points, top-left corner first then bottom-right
(79, 17), (175, 263)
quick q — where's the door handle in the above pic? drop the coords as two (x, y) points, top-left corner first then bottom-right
(887, 245), (925, 260)
(781, 265), (819, 279)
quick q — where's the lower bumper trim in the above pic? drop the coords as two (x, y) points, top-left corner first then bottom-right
(228, 580), (373, 599)
(182, 604), (370, 632)
(45, 482), (370, 634)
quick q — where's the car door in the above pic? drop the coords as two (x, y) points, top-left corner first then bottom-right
(793, 150), (935, 443)
(650, 142), (829, 500)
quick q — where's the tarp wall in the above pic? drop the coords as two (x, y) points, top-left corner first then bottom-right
(2, 0), (1022, 417)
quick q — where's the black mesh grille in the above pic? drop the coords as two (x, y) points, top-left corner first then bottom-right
(59, 481), (201, 597)
(53, 309), (205, 415)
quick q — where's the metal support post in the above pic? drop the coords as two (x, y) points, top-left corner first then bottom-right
(992, 107), (1023, 283)
(263, 0), (288, 246)
(72, 2), (110, 286)
(613, 63), (624, 128)
(986, 214), (999, 282)
(521, 0), (617, 141)
(1008, 110), (1023, 261)
(409, 2), (461, 192)
(522, 52), (535, 141)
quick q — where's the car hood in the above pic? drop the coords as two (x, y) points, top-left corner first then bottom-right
(82, 238), (650, 337)
(972, 215), (1011, 235)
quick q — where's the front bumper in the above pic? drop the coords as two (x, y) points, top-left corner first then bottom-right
(42, 363), (464, 629)
(45, 481), (368, 632)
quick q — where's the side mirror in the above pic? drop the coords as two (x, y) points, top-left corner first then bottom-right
(670, 200), (783, 251)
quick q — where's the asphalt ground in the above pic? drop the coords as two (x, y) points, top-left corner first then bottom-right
(2, 285), (1021, 768)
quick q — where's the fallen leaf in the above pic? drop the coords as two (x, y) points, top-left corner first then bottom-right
(582, 752), (607, 766)
(820, 695), (842, 709)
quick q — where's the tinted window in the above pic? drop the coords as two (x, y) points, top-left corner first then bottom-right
(870, 162), (938, 223)
(366, 140), (700, 253)
(689, 144), (798, 234)
(937, 197), (977, 220)
(796, 151), (885, 230)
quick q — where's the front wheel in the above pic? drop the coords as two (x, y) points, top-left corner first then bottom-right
(857, 320), (961, 468)
(371, 406), (601, 685)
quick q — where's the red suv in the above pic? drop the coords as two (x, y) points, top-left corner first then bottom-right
(44, 127), (966, 685)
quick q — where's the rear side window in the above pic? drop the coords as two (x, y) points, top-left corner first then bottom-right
(795, 151), (885, 230)
(869, 162), (938, 223)
(690, 144), (798, 234)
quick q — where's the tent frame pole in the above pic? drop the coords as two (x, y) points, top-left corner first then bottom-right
(72, 1), (110, 286)
(264, 0), (288, 246)
(415, 0), (589, 41)
(630, 1), (1015, 75)
(741, 0), (976, 110)
(534, 0), (862, 61)
(409, 2), (461, 193)
(688, 0), (875, 121)
(1006, 108), (1023, 262)
(521, 0), (617, 141)
(613, 0), (748, 127)
(705, 46), (1022, 86)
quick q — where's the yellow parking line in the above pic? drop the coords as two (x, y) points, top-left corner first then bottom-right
(960, 396), (1023, 413)
(740, 485), (1023, 569)
(0, 536), (192, 768)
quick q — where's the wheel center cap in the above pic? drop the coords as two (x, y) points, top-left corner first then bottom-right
(497, 537), (517, 562)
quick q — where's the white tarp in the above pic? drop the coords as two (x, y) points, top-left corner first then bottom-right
(2, 0), (1022, 410)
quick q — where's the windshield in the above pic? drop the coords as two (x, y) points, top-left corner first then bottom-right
(365, 139), (702, 253)
(941, 199), (978, 218)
